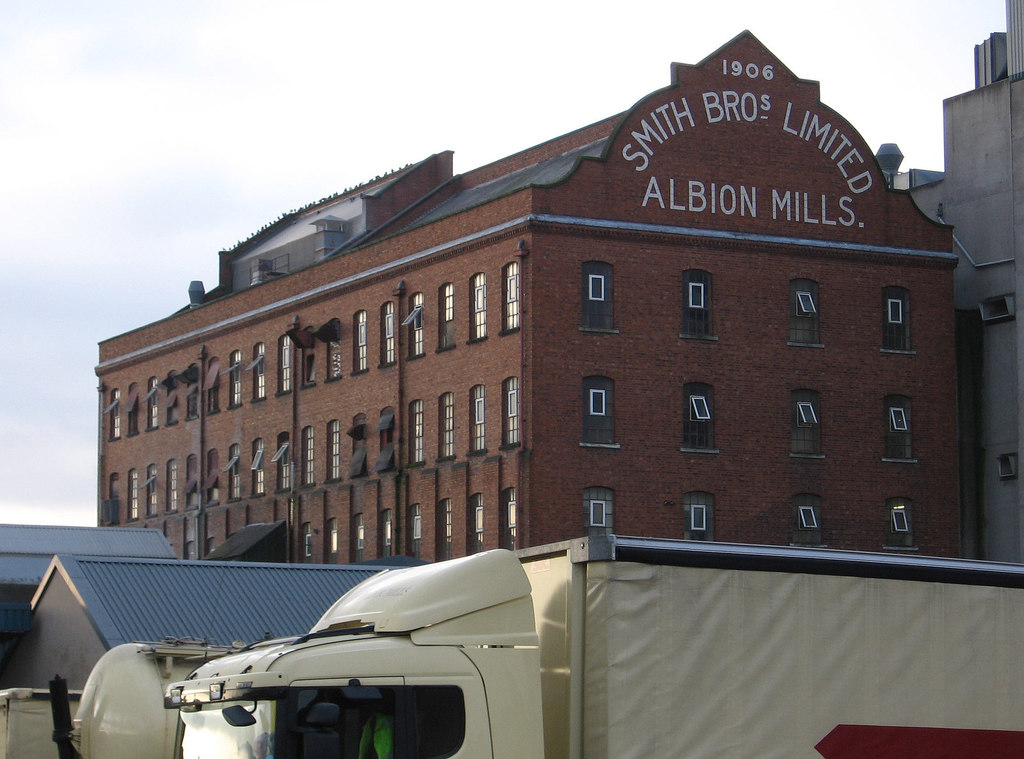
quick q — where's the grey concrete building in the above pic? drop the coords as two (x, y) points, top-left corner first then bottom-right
(909, 1), (1024, 561)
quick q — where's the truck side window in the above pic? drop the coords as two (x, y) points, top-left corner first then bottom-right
(287, 685), (464, 759)
(413, 687), (464, 759)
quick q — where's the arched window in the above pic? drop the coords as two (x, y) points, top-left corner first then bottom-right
(684, 491), (713, 540)
(682, 382), (714, 450)
(583, 376), (614, 444)
(682, 270), (712, 337)
(470, 273), (487, 340)
(789, 279), (820, 344)
(582, 261), (613, 329)
(503, 261), (520, 332)
(584, 486), (613, 529)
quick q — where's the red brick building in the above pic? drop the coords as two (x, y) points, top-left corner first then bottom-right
(96, 32), (958, 561)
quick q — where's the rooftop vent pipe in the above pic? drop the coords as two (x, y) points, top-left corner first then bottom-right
(875, 143), (904, 188)
(188, 280), (205, 308)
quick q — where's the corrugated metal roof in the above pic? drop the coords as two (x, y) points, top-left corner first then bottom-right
(50, 556), (393, 648)
(0, 525), (175, 559)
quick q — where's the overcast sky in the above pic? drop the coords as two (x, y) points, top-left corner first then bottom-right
(0, 0), (1008, 526)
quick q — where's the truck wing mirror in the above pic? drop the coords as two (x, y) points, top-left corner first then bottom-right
(222, 704), (258, 727)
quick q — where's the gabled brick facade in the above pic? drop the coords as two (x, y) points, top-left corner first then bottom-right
(97, 32), (958, 561)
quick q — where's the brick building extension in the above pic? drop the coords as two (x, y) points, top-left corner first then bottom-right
(96, 32), (958, 561)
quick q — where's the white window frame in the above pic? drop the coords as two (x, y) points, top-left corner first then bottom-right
(690, 503), (707, 532)
(474, 282), (487, 313)
(798, 505), (819, 529)
(891, 506), (910, 533)
(887, 297), (904, 324)
(506, 270), (519, 303)
(589, 388), (607, 416)
(688, 281), (706, 309)
(690, 395), (711, 421)
(271, 443), (289, 463)
(998, 452), (1018, 480)
(795, 290), (817, 316)
(797, 401), (818, 426)
(889, 406), (909, 432)
(589, 499), (608, 527)
(588, 274), (606, 302)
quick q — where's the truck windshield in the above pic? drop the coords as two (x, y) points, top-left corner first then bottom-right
(178, 685), (464, 759)
(180, 701), (277, 759)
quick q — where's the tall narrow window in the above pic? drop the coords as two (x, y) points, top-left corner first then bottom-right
(327, 420), (342, 480)
(582, 376), (614, 445)
(584, 486), (613, 529)
(438, 498), (453, 560)
(278, 337), (292, 393)
(409, 503), (422, 558)
(582, 261), (613, 330)
(301, 425), (315, 486)
(302, 522), (313, 561)
(409, 399), (424, 464)
(185, 454), (199, 508)
(438, 283), (455, 350)
(884, 395), (913, 460)
(470, 385), (486, 452)
(789, 279), (820, 344)
(145, 377), (160, 430)
(327, 518), (339, 560)
(792, 493), (822, 545)
(227, 351), (242, 407)
(107, 388), (121, 440)
(144, 464), (158, 516)
(353, 310), (368, 372)
(684, 491), (713, 540)
(376, 408), (395, 472)
(883, 286), (911, 350)
(470, 273), (487, 340)
(249, 342), (266, 400)
(381, 509), (394, 557)
(125, 384), (139, 436)
(164, 377), (179, 425)
(353, 514), (365, 562)
(107, 473), (119, 524)
(127, 469), (139, 520)
(791, 389), (821, 455)
(886, 497), (913, 547)
(205, 448), (219, 504)
(226, 443), (241, 500)
(439, 392), (455, 458)
(381, 302), (396, 365)
(166, 459), (178, 512)
(682, 270), (712, 337)
(407, 292), (425, 358)
(469, 494), (484, 553)
(503, 377), (520, 446)
(349, 413), (367, 478)
(251, 438), (265, 496)
(502, 487), (518, 550)
(205, 359), (221, 414)
(503, 261), (520, 332)
(682, 382), (714, 450)
(273, 433), (290, 491)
